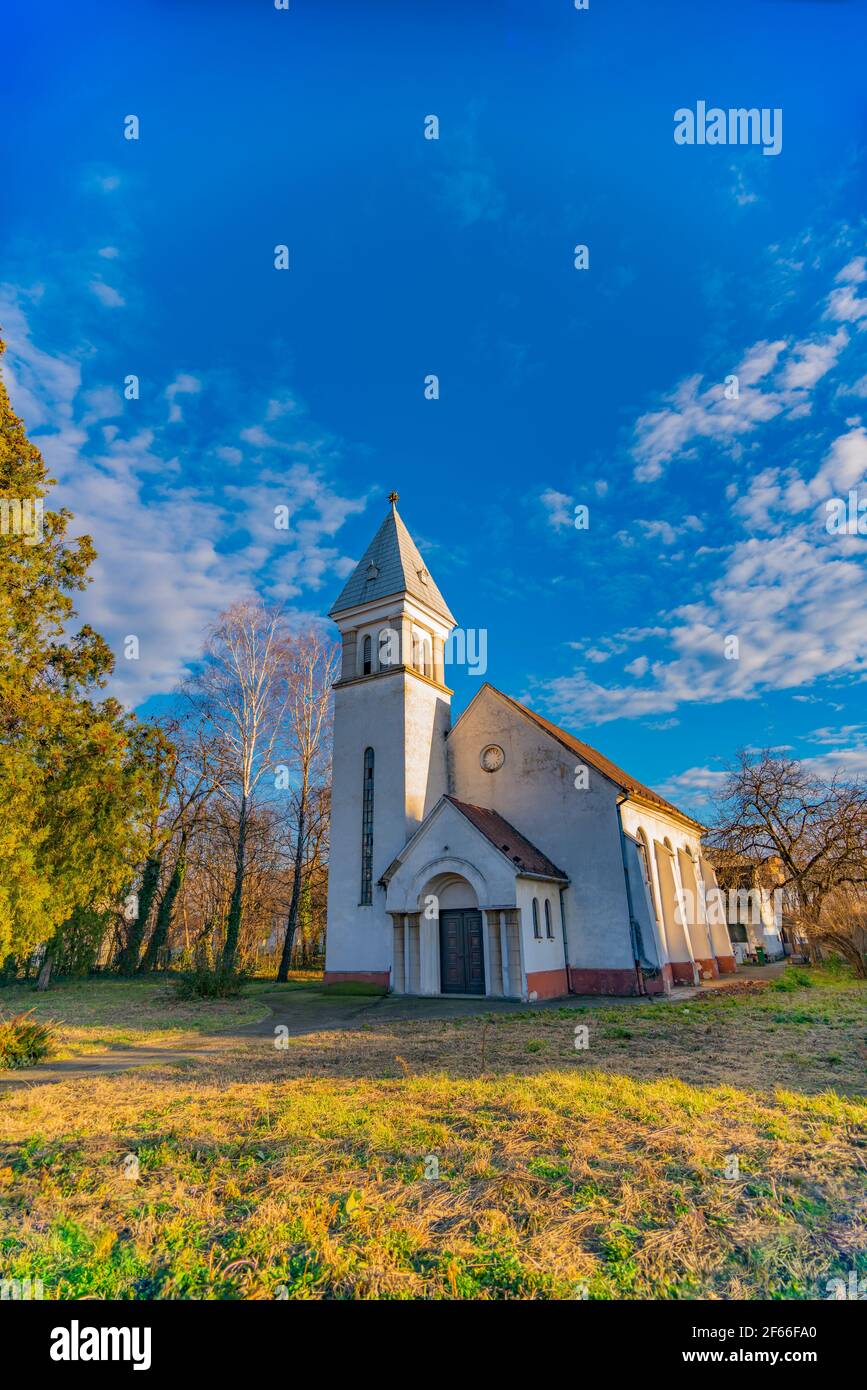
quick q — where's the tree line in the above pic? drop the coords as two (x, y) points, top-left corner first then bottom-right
(0, 338), (336, 988)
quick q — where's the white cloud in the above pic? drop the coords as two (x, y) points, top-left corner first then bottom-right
(656, 765), (728, 798)
(0, 291), (371, 706)
(625, 655), (649, 677)
(631, 271), (858, 482)
(539, 488), (574, 531)
(824, 282), (867, 327)
(778, 328), (848, 390)
(89, 278), (125, 308)
(540, 420), (867, 726)
(165, 372), (202, 423)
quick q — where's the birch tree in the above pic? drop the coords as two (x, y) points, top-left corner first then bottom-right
(184, 601), (291, 969)
(275, 629), (336, 981)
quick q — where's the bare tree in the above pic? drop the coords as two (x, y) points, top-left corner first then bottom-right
(183, 601), (291, 969)
(813, 884), (867, 978)
(137, 722), (213, 972)
(710, 751), (867, 962)
(276, 628), (337, 981)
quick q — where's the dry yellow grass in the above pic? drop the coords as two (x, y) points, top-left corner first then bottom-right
(0, 969), (865, 1300)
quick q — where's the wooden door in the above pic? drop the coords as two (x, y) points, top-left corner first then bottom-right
(439, 910), (485, 994)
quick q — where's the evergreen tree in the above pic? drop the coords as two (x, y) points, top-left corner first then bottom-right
(0, 337), (166, 966)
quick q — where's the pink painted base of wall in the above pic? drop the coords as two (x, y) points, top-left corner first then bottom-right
(670, 960), (698, 986)
(716, 955), (737, 974)
(323, 970), (389, 990)
(642, 964), (672, 996)
(568, 967), (643, 996)
(525, 968), (569, 1000)
(694, 957), (719, 981)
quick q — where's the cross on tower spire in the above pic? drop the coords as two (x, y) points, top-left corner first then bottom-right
(388, 490), (399, 506)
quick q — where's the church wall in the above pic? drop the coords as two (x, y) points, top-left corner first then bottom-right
(403, 675), (451, 833)
(619, 799), (737, 979)
(516, 878), (568, 999)
(448, 691), (637, 987)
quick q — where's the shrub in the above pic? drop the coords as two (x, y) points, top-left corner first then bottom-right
(0, 1010), (56, 1069)
(773, 968), (814, 992)
(172, 956), (247, 1000)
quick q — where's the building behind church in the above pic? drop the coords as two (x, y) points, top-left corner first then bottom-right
(324, 498), (740, 999)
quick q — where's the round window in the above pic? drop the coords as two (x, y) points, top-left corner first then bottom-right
(480, 744), (505, 773)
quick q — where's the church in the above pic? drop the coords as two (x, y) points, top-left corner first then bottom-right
(323, 497), (735, 999)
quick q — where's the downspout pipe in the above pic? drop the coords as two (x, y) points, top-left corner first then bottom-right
(557, 884), (574, 993)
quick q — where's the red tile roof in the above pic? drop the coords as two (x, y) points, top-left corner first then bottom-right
(445, 796), (568, 881)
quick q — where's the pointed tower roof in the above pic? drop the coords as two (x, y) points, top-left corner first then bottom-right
(329, 495), (456, 624)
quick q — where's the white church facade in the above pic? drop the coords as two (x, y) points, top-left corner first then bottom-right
(324, 497), (735, 1000)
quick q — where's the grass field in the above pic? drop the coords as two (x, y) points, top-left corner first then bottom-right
(0, 977), (275, 1057)
(1, 967), (865, 1299)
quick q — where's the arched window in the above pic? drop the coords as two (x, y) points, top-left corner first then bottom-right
(422, 637), (433, 680)
(637, 827), (660, 921)
(544, 899), (554, 939)
(362, 635), (372, 676)
(360, 748), (374, 904)
(412, 633), (422, 672)
(532, 897), (541, 939)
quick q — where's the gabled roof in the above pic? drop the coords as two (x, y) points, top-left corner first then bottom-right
(380, 793), (568, 885)
(455, 684), (704, 831)
(329, 502), (455, 624)
(445, 796), (569, 880)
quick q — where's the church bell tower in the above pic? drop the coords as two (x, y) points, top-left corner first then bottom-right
(323, 494), (457, 988)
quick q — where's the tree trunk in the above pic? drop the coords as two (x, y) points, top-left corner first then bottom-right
(222, 798), (248, 969)
(277, 787), (306, 982)
(36, 953), (53, 992)
(139, 843), (186, 973)
(116, 855), (162, 974)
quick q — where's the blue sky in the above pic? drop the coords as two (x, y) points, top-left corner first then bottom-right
(3, 0), (867, 818)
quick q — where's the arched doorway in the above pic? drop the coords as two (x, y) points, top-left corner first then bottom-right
(426, 873), (484, 995)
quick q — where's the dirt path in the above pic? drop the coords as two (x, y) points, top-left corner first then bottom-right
(1, 968), (780, 1089)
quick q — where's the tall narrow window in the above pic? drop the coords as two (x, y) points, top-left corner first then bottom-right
(362, 635), (372, 675)
(532, 897), (541, 939)
(360, 748), (375, 904)
(544, 899), (554, 939)
(637, 828), (660, 921)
